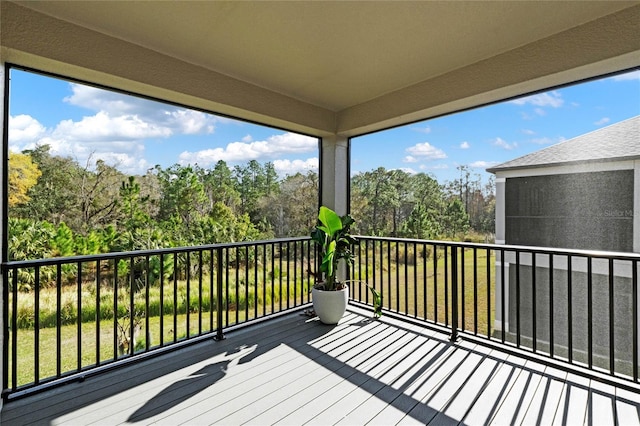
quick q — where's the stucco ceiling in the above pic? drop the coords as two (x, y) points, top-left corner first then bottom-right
(2, 1), (640, 137)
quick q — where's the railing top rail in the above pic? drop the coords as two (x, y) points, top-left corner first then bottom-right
(2, 236), (312, 269)
(354, 235), (640, 261)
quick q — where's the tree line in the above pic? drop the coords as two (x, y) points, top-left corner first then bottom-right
(8, 145), (494, 261)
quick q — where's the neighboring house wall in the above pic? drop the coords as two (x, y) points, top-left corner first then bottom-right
(489, 117), (640, 373)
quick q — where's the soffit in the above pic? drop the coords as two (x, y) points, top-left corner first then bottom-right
(3, 1), (640, 136)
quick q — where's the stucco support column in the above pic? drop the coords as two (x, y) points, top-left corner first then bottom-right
(0, 61), (6, 412)
(494, 177), (508, 333)
(320, 135), (349, 216)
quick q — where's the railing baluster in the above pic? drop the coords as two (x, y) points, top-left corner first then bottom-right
(210, 249), (215, 332)
(500, 248), (505, 344)
(198, 251), (203, 335)
(395, 241), (400, 313)
(56, 264), (62, 375)
(254, 244), (259, 318)
(77, 261), (82, 371)
(434, 244), (438, 323)
(444, 245), (449, 327)
(633, 259), (638, 382)
(159, 254), (164, 347)
(515, 250), (520, 348)
(532, 253), (536, 353)
(11, 268), (18, 390)
(549, 254), (554, 358)
(422, 243), (427, 321)
(270, 244), (274, 315)
(588, 256), (593, 369)
(609, 258), (615, 375)
(567, 255), (573, 364)
(96, 260), (101, 364)
(413, 242), (417, 318)
(113, 259), (119, 360)
(173, 254), (178, 344)
(34, 266), (40, 384)
(185, 251), (191, 336)
(215, 248), (225, 341)
(371, 240), (376, 306)
(263, 244), (267, 317)
(225, 247), (230, 326)
(286, 242), (290, 311)
(450, 246), (458, 342)
(487, 248), (491, 338)
(145, 255), (150, 350)
(387, 241), (391, 311)
(473, 248), (478, 335)
(461, 245), (465, 332)
(129, 256), (135, 356)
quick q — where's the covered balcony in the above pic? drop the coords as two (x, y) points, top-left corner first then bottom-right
(1, 1), (640, 424)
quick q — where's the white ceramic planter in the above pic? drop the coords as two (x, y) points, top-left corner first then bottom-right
(312, 286), (349, 324)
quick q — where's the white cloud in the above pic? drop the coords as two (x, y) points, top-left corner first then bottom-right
(397, 167), (418, 174)
(8, 115), (47, 147)
(403, 155), (418, 163)
(405, 142), (447, 160)
(64, 83), (217, 136)
(469, 160), (499, 169)
(611, 70), (640, 81)
(522, 129), (536, 135)
(179, 132), (318, 166)
(534, 108), (546, 116)
(54, 111), (173, 142)
(459, 141), (470, 149)
(594, 117), (610, 126)
(273, 157), (318, 176)
(510, 91), (564, 108)
(492, 137), (517, 150)
(7, 83), (225, 174)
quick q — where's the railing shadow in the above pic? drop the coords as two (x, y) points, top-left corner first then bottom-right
(4, 308), (639, 425)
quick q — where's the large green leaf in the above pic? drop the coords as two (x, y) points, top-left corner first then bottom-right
(317, 206), (343, 238)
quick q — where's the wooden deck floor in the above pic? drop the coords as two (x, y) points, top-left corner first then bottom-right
(3, 306), (640, 425)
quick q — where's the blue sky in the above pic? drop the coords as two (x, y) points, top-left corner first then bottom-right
(8, 68), (640, 184)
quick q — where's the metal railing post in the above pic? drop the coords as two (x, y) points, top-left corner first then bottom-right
(450, 246), (458, 342)
(214, 248), (225, 341)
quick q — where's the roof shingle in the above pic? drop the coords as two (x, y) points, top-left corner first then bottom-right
(487, 115), (640, 173)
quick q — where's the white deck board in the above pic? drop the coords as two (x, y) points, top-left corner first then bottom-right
(2, 306), (639, 426)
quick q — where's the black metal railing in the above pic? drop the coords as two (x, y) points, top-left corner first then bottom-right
(2, 237), (316, 398)
(350, 236), (640, 383)
(4, 234), (639, 398)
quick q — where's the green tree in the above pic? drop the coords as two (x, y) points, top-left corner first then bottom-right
(258, 171), (318, 237)
(156, 164), (207, 227)
(441, 199), (470, 238)
(12, 145), (82, 228)
(78, 158), (124, 233)
(8, 151), (41, 207)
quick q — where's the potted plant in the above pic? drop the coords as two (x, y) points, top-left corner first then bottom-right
(310, 206), (357, 324)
